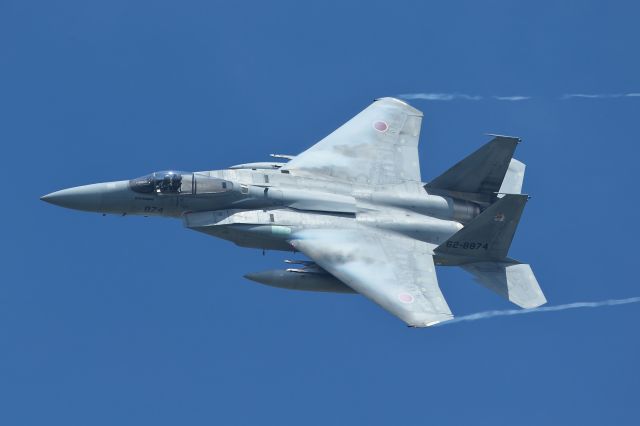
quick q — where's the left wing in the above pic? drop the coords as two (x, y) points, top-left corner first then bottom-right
(289, 228), (453, 327)
(281, 97), (423, 185)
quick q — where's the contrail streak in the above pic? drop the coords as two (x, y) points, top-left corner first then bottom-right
(493, 95), (531, 101)
(439, 296), (640, 326)
(398, 93), (531, 101)
(399, 93), (483, 101)
(399, 92), (640, 102)
(561, 93), (640, 99)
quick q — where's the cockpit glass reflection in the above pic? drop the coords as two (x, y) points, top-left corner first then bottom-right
(129, 171), (184, 194)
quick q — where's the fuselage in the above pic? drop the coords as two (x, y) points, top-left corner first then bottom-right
(42, 167), (480, 253)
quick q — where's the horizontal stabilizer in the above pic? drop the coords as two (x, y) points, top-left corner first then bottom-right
(462, 262), (546, 308)
(435, 194), (528, 260)
(427, 135), (520, 195)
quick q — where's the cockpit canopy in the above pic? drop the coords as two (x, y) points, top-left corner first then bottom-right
(129, 171), (183, 194)
(129, 171), (233, 195)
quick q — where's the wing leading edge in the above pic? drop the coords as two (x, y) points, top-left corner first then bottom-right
(282, 97), (423, 185)
(289, 228), (453, 327)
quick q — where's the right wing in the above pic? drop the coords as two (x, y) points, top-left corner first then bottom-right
(289, 228), (453, 327)
(435, 194), (529, 261)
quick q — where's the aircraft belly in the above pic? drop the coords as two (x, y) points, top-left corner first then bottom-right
(183, 208), (353, 251)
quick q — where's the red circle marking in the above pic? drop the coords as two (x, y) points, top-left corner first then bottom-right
(398, 293), (415, 304)
(373, 121), (389, 132)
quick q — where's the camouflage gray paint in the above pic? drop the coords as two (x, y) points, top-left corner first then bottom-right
(41, 97), (545, 327)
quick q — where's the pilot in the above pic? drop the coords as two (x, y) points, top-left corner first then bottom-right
(160, 174), (172, 192)
(170, 173), (182, 192)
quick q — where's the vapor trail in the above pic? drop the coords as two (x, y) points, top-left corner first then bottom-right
(493, 95), (531, 101)
(562, 93), (640, 99)
(399, 93), (483, 101)
(440, 296), (640, 326)
(399, 92), (640, 102)
(398, 93), (531, 101)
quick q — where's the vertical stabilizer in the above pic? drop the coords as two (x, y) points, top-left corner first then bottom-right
(426, 135), (520, 195)
(434, 194), (528, 260)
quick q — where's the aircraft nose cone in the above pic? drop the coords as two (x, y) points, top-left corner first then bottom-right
(40, 193), (55, 203)
(243, 272), (265, 283)
(41, 185), (104, 211)
(41, 182), (118, 212)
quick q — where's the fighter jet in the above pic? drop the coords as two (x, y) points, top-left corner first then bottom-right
(41, 97), (546, 327)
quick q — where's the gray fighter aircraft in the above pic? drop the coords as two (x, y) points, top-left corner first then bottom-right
(41, 97), (545, 327)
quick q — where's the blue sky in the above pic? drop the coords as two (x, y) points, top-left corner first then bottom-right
(2, 1), (639, 424)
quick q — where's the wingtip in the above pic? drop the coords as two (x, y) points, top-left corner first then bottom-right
(375, 96), (409, 106)
(374, 97), (423, 116)
(406, 315), (454, 328)
(484, 133), (522, 143)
